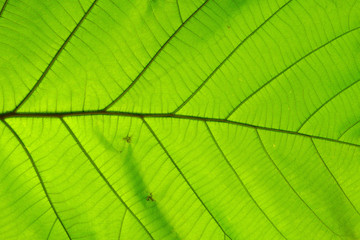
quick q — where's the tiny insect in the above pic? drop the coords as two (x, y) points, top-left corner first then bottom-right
(146, 193), (155, 202)
(123, 135), (131, 143)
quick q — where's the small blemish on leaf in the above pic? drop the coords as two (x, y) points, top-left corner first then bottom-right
(123, 135), (131, 143)
(146, 193), (155, 202)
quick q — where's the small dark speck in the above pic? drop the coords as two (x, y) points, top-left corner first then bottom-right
(123, 136), (131, 143)
(146, 193), (155, 201)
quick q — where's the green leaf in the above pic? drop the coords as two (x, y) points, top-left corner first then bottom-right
(0, 0), (360, 239)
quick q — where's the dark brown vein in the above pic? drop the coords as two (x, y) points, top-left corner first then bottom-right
(0, 118), (72, 240)
(1, 111), (360, 149)
(172, 0), (294, 114)
(204, 122), (287, 239)
(142, 118), (232, 239)
(297, 78), (360, 132)
(0, 0), (9, 17)
(13, 0), (98, 112)
(311, 138), (360, 216)
(103, 0), (209, 111)
(225, 26), (360, 120)
(255, 129), (341, 237)
(60, 118), (154, 240)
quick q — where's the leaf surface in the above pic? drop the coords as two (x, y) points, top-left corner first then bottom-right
(0, 0), (360, 239)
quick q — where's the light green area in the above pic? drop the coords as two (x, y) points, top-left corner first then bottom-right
(0, 0), (360, 239)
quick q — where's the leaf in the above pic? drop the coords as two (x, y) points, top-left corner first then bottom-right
(0, 0), (360, 239)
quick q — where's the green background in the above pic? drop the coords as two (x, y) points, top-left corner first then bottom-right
(0, 0), (359, 239)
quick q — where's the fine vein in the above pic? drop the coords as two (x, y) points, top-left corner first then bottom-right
(311, 138), (360, 216)
(13, 0), (98, 112)
(226, 26), (360, 120)
(143, 118), (232, 239)
(297, 78), (360, 132)
(60, 118), (154, 240)
(205, 122), (287, 239)
(1, 119), (72, 240)
(256, 129), (341, 237)
(172, 0), (294, 114)
(103, 0), (209, 110)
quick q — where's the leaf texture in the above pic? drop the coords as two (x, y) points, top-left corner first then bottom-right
(0, 0), (360, 239)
